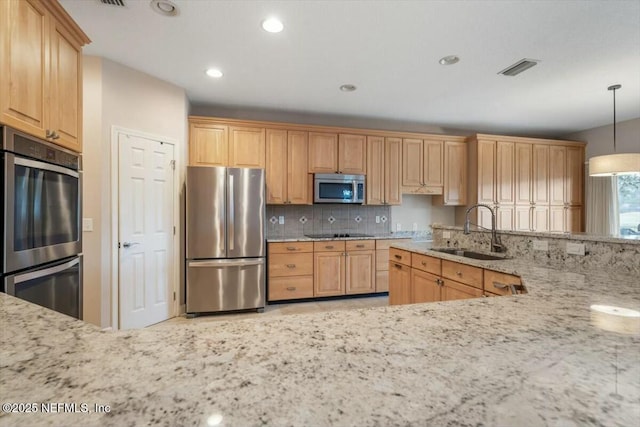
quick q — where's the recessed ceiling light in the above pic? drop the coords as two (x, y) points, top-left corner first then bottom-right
(439, 55), (460, 65)
(150, 0), (179, 16)
(205, 68), (223, 78)
(340, 84), (357, 92)
(262, 17), (284, 33)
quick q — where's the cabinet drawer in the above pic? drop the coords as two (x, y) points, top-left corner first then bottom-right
(269, 253), (313, 277)
(314, 241), (346, 252)
(269, 242), (314, 255)
(346, 240), (375, 251)
(441, 260), (483, 289)
(389, 248), (411, 266)
(269, 276), (314, 301)
(375, 238), (411, 250)
(441, 278), (484, 300)
(411, 253), (441, 275)
(484, 270), (523, 296)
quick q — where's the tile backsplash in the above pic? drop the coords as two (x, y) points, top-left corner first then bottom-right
(266, 204), (391, 238)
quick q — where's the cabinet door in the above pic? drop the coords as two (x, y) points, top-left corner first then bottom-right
(229, 126), (265, 168)
(345, 250), (375, 294)
(496, 141), (515, 204)
(566, 146), (584, 206)
(402, 138), (423, 187)
(532, 144), (549, 204)
(308, 132), (338, 173)
(441, 141), (467, 205)
(49, 19), (82, 151)
(514, 206), (532, 232)
(0, 0), (49, 140)
(388, 262), (411, 305)
(376, 270), (389, 292)
(287, 131), (310, 204)
(265, 129), (287, 204)
(385, 137), (402, 205)
(423, 140), (444, 186)
(477, 140), (496, 205)
(549, 206), (565, 232)
(549, 146), (566, 205)
(514, 143), (532, 205)
(411, 269), (441, 304)
(339, 134), (366, 174)
(189, 124), (228, 166)
(532, 206), (549, 232)
(366, 136), (385, 205)
(314, 251), (344, 297)
(496, 205), (514, 231)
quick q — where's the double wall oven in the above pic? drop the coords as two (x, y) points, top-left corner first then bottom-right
(1, 126), (82, 319)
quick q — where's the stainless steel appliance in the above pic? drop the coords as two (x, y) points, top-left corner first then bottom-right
(186, 166), (265, 315)
(1, 126), (83, 319)
(4, 256), (82, 319)
(314, 173), (365, 204)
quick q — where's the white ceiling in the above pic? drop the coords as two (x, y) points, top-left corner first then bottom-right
(60, 0), (640, 137)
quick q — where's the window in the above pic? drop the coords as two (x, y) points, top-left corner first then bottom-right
(617, 174), (640, 236)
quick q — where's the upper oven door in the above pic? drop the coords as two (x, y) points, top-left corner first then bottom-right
(314, 174), (364, 204)
(3, 152), (81, 273)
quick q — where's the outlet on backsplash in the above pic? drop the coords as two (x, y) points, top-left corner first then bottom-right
(533, 240), (548, 251)
(566, 242), (586, 256)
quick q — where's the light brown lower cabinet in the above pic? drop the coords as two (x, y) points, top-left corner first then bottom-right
(388, 248), (524, 305)
(314, 250), (345, 297)
(313, 240), (376, 297)
(268, 242), (314, 301)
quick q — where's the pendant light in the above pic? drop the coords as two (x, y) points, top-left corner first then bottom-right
(589, 84), (640, 176)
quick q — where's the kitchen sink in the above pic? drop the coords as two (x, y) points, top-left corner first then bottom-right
(431, 248), (508, 261)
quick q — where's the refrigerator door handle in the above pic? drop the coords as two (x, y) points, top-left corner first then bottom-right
(188, 259), (264, 268)
(228, 174), (234, 251)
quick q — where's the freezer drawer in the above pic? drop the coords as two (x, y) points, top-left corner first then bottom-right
(186, 258), (265, 313)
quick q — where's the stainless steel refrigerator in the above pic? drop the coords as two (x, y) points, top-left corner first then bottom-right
(186, 166), (265, 315)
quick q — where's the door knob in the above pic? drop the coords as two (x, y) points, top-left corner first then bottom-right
(122, 242), (139, 248)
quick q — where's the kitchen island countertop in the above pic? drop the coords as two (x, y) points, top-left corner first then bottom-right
(1, 244), (639, 427)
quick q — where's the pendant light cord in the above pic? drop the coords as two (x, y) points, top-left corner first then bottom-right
(608, 84), (621, 153)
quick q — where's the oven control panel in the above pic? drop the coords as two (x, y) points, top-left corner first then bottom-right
(12, 133), (79, 170)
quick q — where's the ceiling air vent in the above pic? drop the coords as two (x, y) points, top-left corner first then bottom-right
(498, 58), (540, 77)
(100, 0), (125, 6)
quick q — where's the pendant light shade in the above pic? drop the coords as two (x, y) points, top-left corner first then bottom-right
(588, 84), (640, 177)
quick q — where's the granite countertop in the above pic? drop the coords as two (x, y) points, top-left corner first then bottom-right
(1, 249), (639, 426)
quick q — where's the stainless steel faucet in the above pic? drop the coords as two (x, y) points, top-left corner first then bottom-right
(463, 204), (505, 253)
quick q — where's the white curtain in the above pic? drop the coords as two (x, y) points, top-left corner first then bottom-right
(585, 175), (619, 235)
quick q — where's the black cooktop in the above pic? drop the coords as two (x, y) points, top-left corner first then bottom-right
(304, 233), (373, 239)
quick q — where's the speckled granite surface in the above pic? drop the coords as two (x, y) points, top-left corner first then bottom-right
(1, 249), (639, 426)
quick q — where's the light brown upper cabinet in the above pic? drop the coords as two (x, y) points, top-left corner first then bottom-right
(265, 129), (310, 205)
(308, 132), (366, 174)
(188, 122), (265, 168)
(402, 138), (444, 195)
(366, 136), (401, 205)
(433, 141), (467, 206)
(457, 134), (585, 233)
(229, 126), (266, 168)
(189, 123), (229, 166)
(0, 0), (90, 152)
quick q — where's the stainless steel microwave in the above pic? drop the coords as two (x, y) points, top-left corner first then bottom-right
(314, 174), (365, 204)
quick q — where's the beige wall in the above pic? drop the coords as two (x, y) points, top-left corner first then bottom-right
(565, 117), (640, 158)
(82, 56), (188, 328)
(390, 195), (456, 232)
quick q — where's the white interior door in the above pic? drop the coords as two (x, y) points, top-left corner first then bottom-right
(118, 132), (175, 329)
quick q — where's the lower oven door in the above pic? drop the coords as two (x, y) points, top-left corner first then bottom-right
(4, 256), (83, 319)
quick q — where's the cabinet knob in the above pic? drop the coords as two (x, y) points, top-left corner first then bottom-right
(286, 287), (296, 291)
(394, 254), (402, 259)
(394, 263), (402, 269)
(356, 244), (365, 248)
(286, 264), (296, 269)
(421, 261), (427, 266)
(286, 247), (297, 251)
(326, 245), (334, 249)
(52, 133), (60, 140)
(456, 271), (462, 276)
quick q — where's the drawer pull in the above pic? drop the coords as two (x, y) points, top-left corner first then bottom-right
(493, 282), (509, 289)
(286, 286), (296, 291)
(456, 271), (462, 276)
(286, 247), (297, 251)
(394, 254), (402, 259)
(394, 263), (402, 269)
(326, 245), (334, 249)
(286, 264), (296, 269)
(356, 244), (365, 248)
(421, 261), (427, 266)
